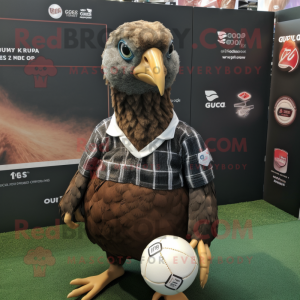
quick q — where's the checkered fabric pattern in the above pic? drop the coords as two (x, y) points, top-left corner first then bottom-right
(78, 117), (214, 190)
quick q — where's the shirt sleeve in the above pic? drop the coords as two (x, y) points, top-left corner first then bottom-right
(182, 132), (215, 189)
(78, 126), (106, 178)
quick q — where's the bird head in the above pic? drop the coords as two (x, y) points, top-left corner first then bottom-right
(101, 20), (180, 96)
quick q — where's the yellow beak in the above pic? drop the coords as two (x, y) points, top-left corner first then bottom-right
(133, 48), (167, 96)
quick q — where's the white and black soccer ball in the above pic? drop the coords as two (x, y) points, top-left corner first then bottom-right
(140, 235), (199, 296)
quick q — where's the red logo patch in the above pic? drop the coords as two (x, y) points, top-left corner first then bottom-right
(274, 148), (288, 174)
(278, 40), (299, 72)
(238, 92), (251, 101)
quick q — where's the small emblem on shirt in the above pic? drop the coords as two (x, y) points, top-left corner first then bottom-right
(198, 149), (211, 166)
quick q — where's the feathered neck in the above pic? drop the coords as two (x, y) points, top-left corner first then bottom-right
(110, 87), (174, 151)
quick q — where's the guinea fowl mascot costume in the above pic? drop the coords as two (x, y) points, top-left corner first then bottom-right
(59, 20), (218, 300)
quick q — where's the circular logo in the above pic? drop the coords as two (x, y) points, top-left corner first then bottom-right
(274, 96), (297, 126)
(48, 4), (62, 19)
(200, 155), (204, 160)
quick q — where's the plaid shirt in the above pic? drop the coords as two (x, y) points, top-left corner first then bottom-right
(78, 111), (214, 190)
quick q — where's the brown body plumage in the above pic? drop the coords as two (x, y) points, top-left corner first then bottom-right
(84, 177), (189, 263)
(111, 87), (173, 151)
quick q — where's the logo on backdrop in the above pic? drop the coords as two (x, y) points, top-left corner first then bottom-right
(200, 28), (261, 50)
(274, 148), (288, 174)
(10, 171), (30, 180)
(48, 4), (62, 19)
(199, 28), (260, 60)
(44, 196), (62, 204)
(278, 34), (300, 44)
(24, 56), (57, 88)
(80, 8), (92, 19)
(234, 92), (254, 117)
(65, 10), (78, 18)
(274, 96), (297, 126)
(217, 31), (227, 44)
(204, 91), (225, 108)
(278, 40), (299, 72)
(217, 31), (246, 48)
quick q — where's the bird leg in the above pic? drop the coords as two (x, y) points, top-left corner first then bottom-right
(67, 264), (125, 300)
(151, 239), (211, 300)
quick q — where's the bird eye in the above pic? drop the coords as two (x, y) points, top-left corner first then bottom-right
(118, 40), (134, 62)
(167, 41), (174, 59)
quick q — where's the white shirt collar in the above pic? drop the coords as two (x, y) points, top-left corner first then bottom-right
(106, 110), (179, 158)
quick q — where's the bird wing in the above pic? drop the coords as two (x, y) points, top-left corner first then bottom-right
(58, 170), (89, 218)
(187, 181), (218, 246)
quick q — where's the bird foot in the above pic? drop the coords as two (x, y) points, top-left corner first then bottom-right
(152, 292), (189, 300)
(67, 264), (125, 300)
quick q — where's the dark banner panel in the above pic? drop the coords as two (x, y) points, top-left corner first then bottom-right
(276, 6), (300, 22)
(264, 19), (300, 218)
(191, 9), (274, 205)
(0, 1), (193, 232)
(0, 165), (78, 233)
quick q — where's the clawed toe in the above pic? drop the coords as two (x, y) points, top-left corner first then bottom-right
(67, 265), (124, 300)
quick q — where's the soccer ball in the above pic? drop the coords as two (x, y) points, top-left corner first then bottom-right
(140, 235), (199, 296)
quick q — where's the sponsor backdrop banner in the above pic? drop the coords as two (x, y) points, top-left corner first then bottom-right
(264, 18), (300, 218)
(191, 8), (274, 205)
(0, 1), (278, 232)
(0, 0), (193, 233)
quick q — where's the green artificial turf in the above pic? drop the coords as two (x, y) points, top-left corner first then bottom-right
(0, 199), (299, 300)
(218, 199), (298, 228)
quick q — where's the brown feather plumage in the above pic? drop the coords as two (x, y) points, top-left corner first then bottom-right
(103, 20), (173, 56)
(111, 87), (173, 151)
(187, 181), (218, 246)
(83, 177), (189, 263)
